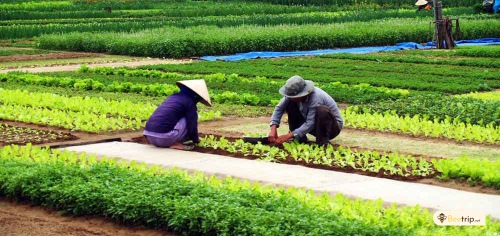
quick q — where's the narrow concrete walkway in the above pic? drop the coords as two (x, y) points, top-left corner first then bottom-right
(64, 142), (500, 219)
(0, 59), (191, 73)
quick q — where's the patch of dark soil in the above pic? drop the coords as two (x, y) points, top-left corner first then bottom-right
(0, 197), (178, 236)
(0, 120), (144, 149)
(131, 135), (150, 145)
(0, 123), (78, 147)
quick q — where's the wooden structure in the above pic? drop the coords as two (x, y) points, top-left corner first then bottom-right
(431, 0), (460, 49)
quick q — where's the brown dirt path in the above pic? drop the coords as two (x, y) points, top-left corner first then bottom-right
(0, 52), (102, 62)
(0, 198), (177, 236)
(0, 58), (193, 74)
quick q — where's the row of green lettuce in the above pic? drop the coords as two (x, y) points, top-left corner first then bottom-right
(80, 66), (500, 128)
(37, 18), (500, 58)
(2, 70), (498, 143)
(3, 8), (487, 39)
(0, 81), (497, 143)
(320, 48), (500, 67)
(0, 144), (498, 235)
(0, 88), (221, 132)
(1, 0), (480, 12)
(210, 0), (480, 7)
(0, 1), (389, 21)
(200, 135), (500, 187)
(2, 7), (483, 26)
(143, 54), (500, 94)
(0, 70), (408, 106)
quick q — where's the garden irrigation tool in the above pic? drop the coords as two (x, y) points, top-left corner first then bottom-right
(242, 136), (270, 144)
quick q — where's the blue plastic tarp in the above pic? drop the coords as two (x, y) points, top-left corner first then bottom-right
(200, 38), (500, 62)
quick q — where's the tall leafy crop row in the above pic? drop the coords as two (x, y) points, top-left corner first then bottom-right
(2, 7), (480, 26)
(213, 0), (478, 7)
(0, 73), (181, 97)
(38, 18), (500, 58)
(2, 8), (482, 39)
(320, 52), (500, 68)
(1, 1), (174, 11)
(1, 145), (498, 235)
(0, 2), (337, 20)
(79, 66), (409, 104)
(359, 94), (500, 127)
(144, 55), (499, 93)
(142, 56), (498, 127)
(0, 1), (71, 12)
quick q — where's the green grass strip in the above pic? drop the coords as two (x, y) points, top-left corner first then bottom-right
(0, 48), (48, 56)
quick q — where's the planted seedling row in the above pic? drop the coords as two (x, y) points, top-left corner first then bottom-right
(0, 123), (77, 145)
(198, 135), (500, 188)
(0, 88), (221, 132)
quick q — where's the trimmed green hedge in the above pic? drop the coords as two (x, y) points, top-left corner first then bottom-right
(38, 18), (500, 58)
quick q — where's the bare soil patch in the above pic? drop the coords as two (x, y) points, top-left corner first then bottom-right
(0, 123), (77, 146)
(0, 58), (192, 74)
(0, 52), (102, 62)
(0, 198), (177, 236)
(0, 120), (142, 149)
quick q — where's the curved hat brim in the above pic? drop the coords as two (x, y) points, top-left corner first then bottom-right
(176, 79), (212, 106)
(415, 0), (428, 6)
(279, 80), (314, 98)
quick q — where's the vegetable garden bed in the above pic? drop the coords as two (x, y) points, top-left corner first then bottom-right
(0, 122), (77, 146)
(130, 134), (500, 194)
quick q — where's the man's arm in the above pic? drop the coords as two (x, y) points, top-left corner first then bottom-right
(269, 124), (278, 143)
(268, 97), (288, 143)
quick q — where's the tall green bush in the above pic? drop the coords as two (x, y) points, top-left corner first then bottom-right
(37, 18), (500, 58)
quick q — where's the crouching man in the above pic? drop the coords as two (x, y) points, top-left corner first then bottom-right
(268, 75), (343, 146)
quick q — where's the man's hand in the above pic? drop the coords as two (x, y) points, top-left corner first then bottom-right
(268, 125), (278, 143)
(275, 132), (294, 145)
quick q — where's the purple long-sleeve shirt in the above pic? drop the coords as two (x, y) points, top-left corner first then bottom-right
(145, 93), (199, 142)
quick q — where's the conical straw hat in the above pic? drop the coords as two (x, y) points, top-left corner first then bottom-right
(415, 0), (428, 6)
(176, 79), (212, 106)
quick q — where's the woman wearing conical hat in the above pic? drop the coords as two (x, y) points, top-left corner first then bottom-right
(415, 0), (432, 12)
(143, 80), (211, 150)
